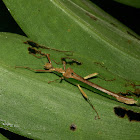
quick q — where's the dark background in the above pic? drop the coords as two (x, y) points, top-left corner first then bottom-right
(90, 0), (140, 35)
(0, 0), (140, 139)
(0, 0), (140, 35)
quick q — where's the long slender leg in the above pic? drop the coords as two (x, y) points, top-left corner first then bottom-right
(51, 57), (82, 66)
(84, 73), (98, 80)
(61, 57), (82, 65)
(62, 61), (66, 71)
(28, 47), (52, 63)
(28, 47), (47, 59)
(29, 53), (46, 59)
(46, 54), (51, 64)
(15, 66), (53, 73)
(24, 40), (73, 56)
(77, 84), (100, 119)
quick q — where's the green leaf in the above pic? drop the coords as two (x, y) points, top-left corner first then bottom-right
(0, 133), (8, 140)
(114, 0), (140, 8)
(1, 0), (140, 140)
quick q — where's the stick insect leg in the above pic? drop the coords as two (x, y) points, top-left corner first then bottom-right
(62, 61), (66, 71)
(77, 84), (100, 119)
(24, 40), (73, 56)
(15, 66), (53, 73)
(29, 53), (45, 59)
(84, 73), (98, 80)
(61, 57), (82, 65)
(51, 57), (82, 66)
(28, 47), (52, 62)
(46, 54), (52, 64)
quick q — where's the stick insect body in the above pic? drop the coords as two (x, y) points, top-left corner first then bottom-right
(16, 47), (137, 119)
(25, 47), (137, 105)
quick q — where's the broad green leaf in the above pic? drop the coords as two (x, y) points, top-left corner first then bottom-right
(1, 0), (140, 139)
(114, 0), (140, 8)
(0, 133), (8, 140)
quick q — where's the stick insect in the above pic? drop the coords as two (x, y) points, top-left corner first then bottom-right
(16, 48), (137, 119)
(24, 40), (73, 56)
(24, 40), (82, 65)
(27, 47), (82, 65)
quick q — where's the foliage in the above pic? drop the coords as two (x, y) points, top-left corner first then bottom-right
(0, 0), (140, 139)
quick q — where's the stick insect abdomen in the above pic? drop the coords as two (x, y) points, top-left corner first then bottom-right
(63, 68), (137, 105)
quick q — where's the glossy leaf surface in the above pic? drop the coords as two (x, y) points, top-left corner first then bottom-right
(1, 0), (140, 139)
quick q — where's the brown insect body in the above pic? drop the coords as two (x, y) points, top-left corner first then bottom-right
(62, 68), (137, 105)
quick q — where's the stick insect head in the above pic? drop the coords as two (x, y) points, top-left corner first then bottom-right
(44, 62), (53, 70)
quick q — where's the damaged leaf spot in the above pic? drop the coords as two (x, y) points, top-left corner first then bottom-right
(114, 107), (140, 122)
(70, 124), (77, 131)
(86, 12), (97, 21)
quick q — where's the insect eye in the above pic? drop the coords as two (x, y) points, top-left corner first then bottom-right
(71, 73), (74, 76)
